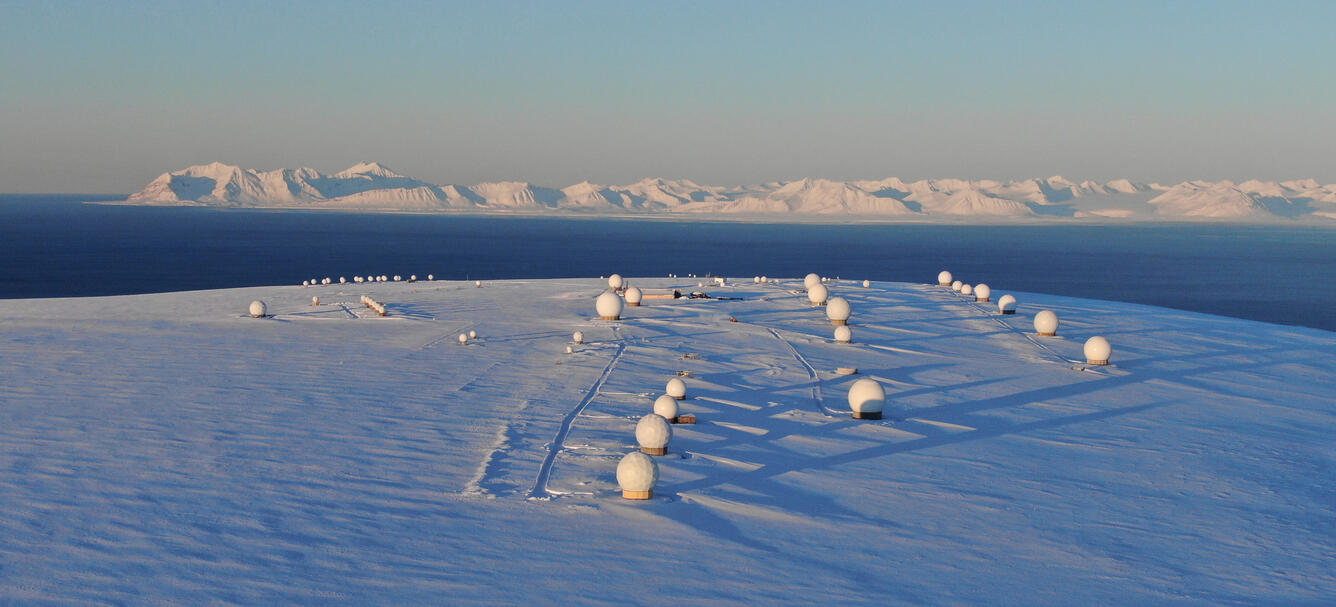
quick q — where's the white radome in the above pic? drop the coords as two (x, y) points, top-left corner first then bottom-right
(666, 377), (687, 400)
(975, 283), (991, 302)
(862, 280), (871, 288)
(469, 330), (478, 339)
(938, 270), (953, 286)
(596, 290), (624, 321)
(808, 283), (829, 306)
(572, 331), (584, 344)
(834, 325), (852, 344)
(1034, 310), (1059, 336)
(616, 451), (659, 498)
(475, 280), (482, 288)
(952, 280), (963, 292)
(754, 276), (760, 283)
(458, 333), (469, 345)
(339, 277), (346, 284)
(653, 394), (680, 422)
(1084, 336), (1112, 365)
(427, 274), (434, 281)
(847, 378), (886, 419)
(302, 280), (309, 287)
(961, 284), (974, 296)
(248, 300), (267, 318)
(998, 294), (1018, 314)
(636, 413), (673, 455)
(826, 297), (851, 325)
(760, 276), (768, 283)
(311, 296), (320, 306)
(625, 286), (643, 306)
(608, 274), (624, 290)
(804, 273), (821, 289)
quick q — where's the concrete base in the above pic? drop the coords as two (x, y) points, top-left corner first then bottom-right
(812, 301), (827, 306)
(640, 446), (667, 456)
(622, 489), (652, 500)
(599, 315), (620, 321)
(1038, 331), (1056, 336)
(672, 395), (685, 400)
(1087, 359), (1109, 365)
(676, 414), (696, 424)
(1001, 310), (1016, 314)
(835, 339), (851, 344)
(939, 282), (951, 286)
(977, 297), (990, 302)
(830, 319), (847, 326)
(627, 302), (640, 307)
(836, 367), (858, 375)
(852, 410), (883, 420)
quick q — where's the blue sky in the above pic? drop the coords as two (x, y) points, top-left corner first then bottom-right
(2, 0), (1334, 192)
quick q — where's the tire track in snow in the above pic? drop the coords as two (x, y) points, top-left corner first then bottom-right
(527, 341), (628, 500)
(766, 328), (839, 417)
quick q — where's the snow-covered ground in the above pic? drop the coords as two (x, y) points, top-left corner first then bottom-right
(1, 277), (1333, 604)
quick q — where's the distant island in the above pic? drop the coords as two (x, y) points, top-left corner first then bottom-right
(121, 161), (1336, 223)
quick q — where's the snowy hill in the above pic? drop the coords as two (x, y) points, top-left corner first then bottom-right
(2, 276), (1333, 603)
(123, 162), (1336, 223)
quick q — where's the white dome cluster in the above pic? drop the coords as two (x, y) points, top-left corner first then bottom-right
(360, 295), (387, 316)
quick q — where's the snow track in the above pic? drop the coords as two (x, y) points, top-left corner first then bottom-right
(528, 342), (628, 500)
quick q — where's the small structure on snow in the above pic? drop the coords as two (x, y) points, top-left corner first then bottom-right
(975, 284), (991, 302)
(596, 290), (624, 321)
(1084, 336), (1112, 365)
(617, 451), (659, 500)
(653, 394), (680, 423)
(952, 280), (963, 292)
(249, 300), (267, 318)
(847, 378), (886, 420)
(608, 274), (624, 291)
(807, 283), (829, 306)
(572, 331), (584, 344)
(1034, 310), (1059, 336)
(834, 325), (852, 344)
(625, 286), (643, 307)
(666, 377), (687, 400)
(826, 297), (851, 325)
(998, 294), (1017, 314)
(938, 270), (953, 286)
(636, 414), (673, 456)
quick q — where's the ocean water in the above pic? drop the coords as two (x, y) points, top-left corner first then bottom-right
(1, 194), (1333, 331)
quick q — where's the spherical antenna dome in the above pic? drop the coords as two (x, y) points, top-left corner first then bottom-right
(458, 333), (469, 345)
(847, 378), (886, 419)
(826, 297), (851, 325)
(862, 279), (871, 288)
(572, 331), (585, 344)
(469, 330), (478, 339)
(951, 280), (963, 292)
(1084, 336), (1112, 365)
(807, 283), (829, 306)
(666, 377), (687, 400)
(616, 451), (659, 499)
(653, 394), (680, 422)
(997, 294), (1017, 314)
(974, 283), (991, 302)
(625, 286), (643, 306)
(833, 325), (852, 343)
(1034, 310), (1059, 336)
(938, 270), (953, 286)
(608, 274), (624, 290)
(804, 273), (821, 289)
(596, 290), (624, 320)
(249, 300), (267, 318)
(961, 284), (973, 296)
(636, 413), (673, 455)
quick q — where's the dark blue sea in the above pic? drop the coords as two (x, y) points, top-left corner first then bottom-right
(2, 194), (1332, 331)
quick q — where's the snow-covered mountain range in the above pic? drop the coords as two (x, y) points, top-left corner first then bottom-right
(125, 162), (1336, 222)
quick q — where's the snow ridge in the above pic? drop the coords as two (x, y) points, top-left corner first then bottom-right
(125, 163), (1336, 222)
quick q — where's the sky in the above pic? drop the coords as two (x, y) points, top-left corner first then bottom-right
(2, 0), (1335, 193)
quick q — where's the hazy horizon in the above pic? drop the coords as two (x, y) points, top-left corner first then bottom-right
(3, 1), (1335, 193)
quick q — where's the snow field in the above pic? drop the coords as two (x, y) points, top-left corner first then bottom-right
(0, 277), (1333, 604)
